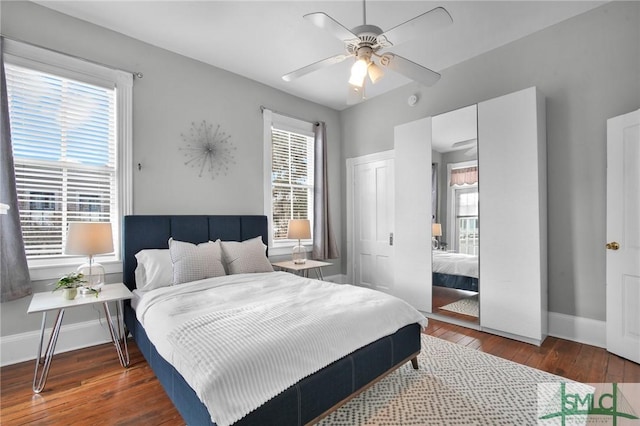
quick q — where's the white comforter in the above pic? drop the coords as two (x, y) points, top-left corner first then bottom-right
(135, 271), (426, 426)
(432, 251), (479, 278)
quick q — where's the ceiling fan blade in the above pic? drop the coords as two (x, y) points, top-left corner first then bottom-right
(304, 12), (359, 43)
(380, 53), (441, 87)
(376, 7), (452, 47)
(452, 138), (477, 149)
(282, 54), (351, 82)
(347, 84), (365, 105)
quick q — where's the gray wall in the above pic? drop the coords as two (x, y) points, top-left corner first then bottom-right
(0, 1), (342, 336)
(339, 1), (639, 321)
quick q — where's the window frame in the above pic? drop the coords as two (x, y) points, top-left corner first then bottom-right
(263, 110), (314, 256)
(3, 39), (132, 281)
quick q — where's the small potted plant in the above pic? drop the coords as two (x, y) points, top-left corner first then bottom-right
(52, 272), (87, 300)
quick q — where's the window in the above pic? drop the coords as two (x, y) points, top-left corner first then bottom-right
(263, 110), (314, 250)
(448, 161), (479, 255)
(4, 40), (132, 273)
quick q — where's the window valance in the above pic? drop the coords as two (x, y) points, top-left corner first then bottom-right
(450, 166), (478, 186)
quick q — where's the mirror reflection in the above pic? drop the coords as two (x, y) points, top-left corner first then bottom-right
(431, 105), (479, 324)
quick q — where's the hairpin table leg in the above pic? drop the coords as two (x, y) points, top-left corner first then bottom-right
(32, 309), (65, 393)
(103, 300), (129, 368)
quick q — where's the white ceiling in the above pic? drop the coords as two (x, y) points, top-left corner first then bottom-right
(432, 104), (476, 153)
(34, 1), (605, 111)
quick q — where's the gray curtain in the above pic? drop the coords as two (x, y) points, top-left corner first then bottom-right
(312, 122), (339, 260)
(432, 163), (438, 222)
(1, 38), (32, 302)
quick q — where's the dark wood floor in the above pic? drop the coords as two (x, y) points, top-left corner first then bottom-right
(1, 319), (638, 425)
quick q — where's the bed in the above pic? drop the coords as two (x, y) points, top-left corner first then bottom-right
(432, 251), (479, 292)
(123, 215), (425, 426)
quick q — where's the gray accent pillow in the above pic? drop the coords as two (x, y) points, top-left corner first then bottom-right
(168, 238), (226, 285)
(220, 236), (274, 274)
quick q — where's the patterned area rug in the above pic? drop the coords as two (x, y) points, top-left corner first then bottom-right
(317, 334), (573, 425)
(439, 295), (479, 317)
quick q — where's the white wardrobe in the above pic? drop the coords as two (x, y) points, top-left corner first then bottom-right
(394, 86), (548, 345)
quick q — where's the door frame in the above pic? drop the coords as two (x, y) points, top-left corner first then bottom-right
(346, 150), (395, 285)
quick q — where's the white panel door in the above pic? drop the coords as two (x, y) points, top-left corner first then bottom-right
(353, 158), (395, 292)
(606, 109), (640, 363)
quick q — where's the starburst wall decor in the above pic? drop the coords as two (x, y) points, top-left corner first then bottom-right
(180, 120), (236, 179)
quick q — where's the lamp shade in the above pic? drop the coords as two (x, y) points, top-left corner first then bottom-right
(64, 222), (114, 256)
(432, 223), (442, 237)
(287, 219), (311, 240)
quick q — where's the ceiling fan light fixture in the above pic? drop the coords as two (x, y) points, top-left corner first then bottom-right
(367, 61), (384, 84)
(349, 58), (368, 87)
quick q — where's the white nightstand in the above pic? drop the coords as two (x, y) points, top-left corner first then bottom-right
(27, 282), (133, 393)
(272, 259), (332, 280)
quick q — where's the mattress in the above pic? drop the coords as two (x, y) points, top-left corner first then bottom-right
(432, 251), (479, 278)
(133, 271), (427, 426)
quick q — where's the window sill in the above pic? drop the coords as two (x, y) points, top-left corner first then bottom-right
(29, 259), (123, 282)
(269, 242), (312, 258)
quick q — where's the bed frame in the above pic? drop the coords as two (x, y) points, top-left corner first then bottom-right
(432, 272), (478, 292)
(122, 215), (421, 426)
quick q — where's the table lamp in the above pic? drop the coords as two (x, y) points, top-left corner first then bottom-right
(64, 222), (114, 289)
(432, 223), (442, 250)
(287, 219), (311, 264)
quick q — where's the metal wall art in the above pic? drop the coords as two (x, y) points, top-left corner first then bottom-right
(180, 120), (236, 179)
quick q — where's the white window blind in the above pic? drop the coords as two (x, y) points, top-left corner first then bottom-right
(5, 63), (117, 258)
(271, 128), (314, 240)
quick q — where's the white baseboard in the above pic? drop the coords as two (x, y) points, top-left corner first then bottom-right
(323, 273), (348, 284)
(0, 317), (115, 367)
(0, 306), (606, 367)
(548, 311), (606, 348)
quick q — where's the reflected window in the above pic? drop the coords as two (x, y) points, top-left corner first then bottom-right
(448, 162), (479, 255)
(455, 188), (479, 255)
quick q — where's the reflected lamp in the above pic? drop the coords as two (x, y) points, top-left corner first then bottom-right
(432, 223), (442, 250)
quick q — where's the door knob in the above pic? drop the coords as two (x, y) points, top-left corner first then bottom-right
(606, 242), (620, 250)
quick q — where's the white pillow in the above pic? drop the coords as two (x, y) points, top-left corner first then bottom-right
(168, 238), (226, 285)
(134, 249), (173, 291)
(220, 236), (274, 274)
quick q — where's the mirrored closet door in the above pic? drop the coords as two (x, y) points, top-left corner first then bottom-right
(430, 105), (479, 325)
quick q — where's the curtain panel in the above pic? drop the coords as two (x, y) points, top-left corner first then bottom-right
(1, 38), (32, 302)
(432, 163), (438, 222)
(312, 122), (339, 260)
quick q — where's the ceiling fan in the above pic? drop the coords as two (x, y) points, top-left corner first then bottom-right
(452, 139), (478, 157)
(282, 1), (453, 104)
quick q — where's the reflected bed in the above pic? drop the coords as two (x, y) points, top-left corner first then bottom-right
(432, 251), (478, 292)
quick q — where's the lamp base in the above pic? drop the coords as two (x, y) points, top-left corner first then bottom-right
(77, 262), (105, 288)
(78, 284), (103, 295)
(292, 244), (306, 264)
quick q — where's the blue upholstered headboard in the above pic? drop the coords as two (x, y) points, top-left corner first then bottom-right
(122, 215), (269, 291)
